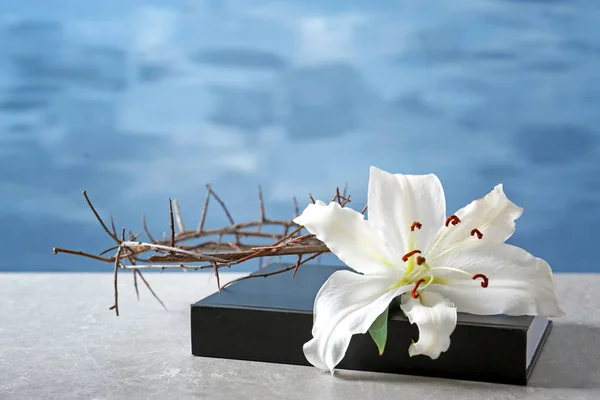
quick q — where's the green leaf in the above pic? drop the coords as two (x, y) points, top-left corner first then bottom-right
(368, 307), (389, 355)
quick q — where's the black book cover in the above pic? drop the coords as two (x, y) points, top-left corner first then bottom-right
(191, 263), (551, 385)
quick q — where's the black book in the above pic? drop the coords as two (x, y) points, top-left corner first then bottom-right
(191, 263), (551, 385)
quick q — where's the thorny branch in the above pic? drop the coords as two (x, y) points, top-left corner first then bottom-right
(53, 184), (360, 316)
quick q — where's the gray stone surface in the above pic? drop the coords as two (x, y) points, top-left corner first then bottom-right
(0, 272), (598, 400)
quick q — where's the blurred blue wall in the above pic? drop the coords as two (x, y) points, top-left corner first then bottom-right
(0, 0), (598, 272)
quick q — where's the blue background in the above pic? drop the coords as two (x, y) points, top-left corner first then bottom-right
(0, 0), (598, 272)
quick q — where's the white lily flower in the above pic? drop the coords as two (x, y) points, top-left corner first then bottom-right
(294, 166), (564, 373)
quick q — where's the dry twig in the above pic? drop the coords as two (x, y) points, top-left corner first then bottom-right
(172, 199), (185, 233)
(169, 199), (176, 249)
(54, 183), (360, 316)
(142, 213), (156, 243)
(108, 228), (125, 316)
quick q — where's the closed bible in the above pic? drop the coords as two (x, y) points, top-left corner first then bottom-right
(191, 263), (551, 385)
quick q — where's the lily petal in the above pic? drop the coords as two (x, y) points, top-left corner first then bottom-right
(304, 270), (410, 372)
(427, 184), (523, 259)
(368, 166), (446, 258)
(429, 243), (565, 317)
(294, 200), (395, 276)
(400, 292), (457, 359)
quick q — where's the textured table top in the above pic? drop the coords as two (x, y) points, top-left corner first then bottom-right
(0, 271), (598, 400)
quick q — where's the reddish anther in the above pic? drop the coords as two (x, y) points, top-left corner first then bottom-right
(402, 249), (422, 262)
(470, 228), (483, 239)
(411, 278), (426, 299)
(472, 273), (489, 288)
(445, 215), (461, 227)
(411, 221), (422, 231)
(416, 256), (426, 265)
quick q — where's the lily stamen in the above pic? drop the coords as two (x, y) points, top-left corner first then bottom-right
(418, 275), (435, 291)
(411, 278), (426, 299)
(472, 273), (489, 288)
(409, 221), (422, 250)
(445, 215), (461, 227)
(416, 256), (426, 265)
(470, 228), (483, 239)
(428, 266), (473, 277)
(419, 266), (490, 288)
(402, 249), (422, 262)
(426, 216), (461, 258)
